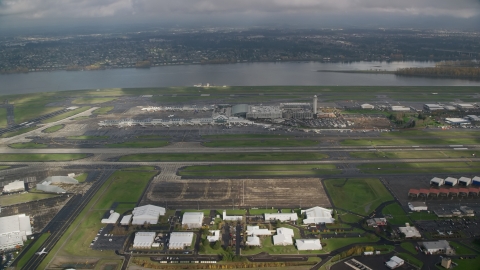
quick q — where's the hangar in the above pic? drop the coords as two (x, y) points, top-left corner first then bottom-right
(2, 180), (25, 193)
(132, 204), (165, 225)
(246, 236), (261, 246)
(459, 177), (472, 186)
(273, 227), (294, 246)
(246, 226), (271, 236)
(408, 202), (428, 211)
(302, 206), (334, 224)
(474, 176), (480, 185)
(120, 215), (132, 226)
(101, 211), (120, 224)
(182, 212), (204, 229)
(430, 177), (444, 186)
(444, 177), (458, 186)
(133, 232), (155, 249)
(169, 232), (194, 249)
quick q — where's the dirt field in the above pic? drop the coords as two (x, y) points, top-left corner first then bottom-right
(142, 178), (331, 209)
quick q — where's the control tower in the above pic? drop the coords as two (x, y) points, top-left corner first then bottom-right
(313, 95), (318, 114)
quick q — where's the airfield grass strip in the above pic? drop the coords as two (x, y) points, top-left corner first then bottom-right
(16, 233), (51, 269)
(179, 164), (340, 177)
(0, 153), (88, 162)
(350, 150), (479, 159)
(0, 126), (38, 138)
(342, 138), (480, 146)
(204, 139), (319, 147)
(120, 152), (328, 162)
(106, 141), (169, 148)
(358, 162), (480, 174)
(9, 142), (48, 149)
(43, 124), (64, 133)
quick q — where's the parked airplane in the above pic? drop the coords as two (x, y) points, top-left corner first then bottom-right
(35, 248), (47, 255)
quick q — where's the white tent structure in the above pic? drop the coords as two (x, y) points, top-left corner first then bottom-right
(101, 211), (120, 224)
(302, 207), (334, 224)
(296, 239), (322, 250)
(0, 214), (32, 251)
(169, 232), (194, 249)
(133, 232), (155, 249)
(246, 226), (271, 236)
(273, 227), (295, 246)
(386, 256), (404, 269)
(182, 212), (204, 229)
(132, 205), (165, 225)
(222, 210), (242, 221)
(2, 181), (25, 193)
(264, 213), (298, 222)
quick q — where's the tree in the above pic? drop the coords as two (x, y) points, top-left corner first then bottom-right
(213, 240), (221, 250)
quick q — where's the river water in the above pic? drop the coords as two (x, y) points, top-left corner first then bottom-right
(1, 61), (479, 95)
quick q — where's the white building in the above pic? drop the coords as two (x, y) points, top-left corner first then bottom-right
(264, 213), (298, 222)
(385, 256), (404, 269)
(459, 177), (472, 186)
(456, 103), (475, 110)
(132, 205), (165, 225)
(361, 104), (375, 109)
(399, 224), (421, 238)
(222, 210), (242, 221)
(182, 212), (204, 229)
(473, 176), (480, 185)
(420, 240), (453, 254)
(169, 232), (194, 249)
(133, 232), (156, 249)
(273, 227), (295, 246)
(120, 214), (132, 226)
(207, 230), (220, 242)
(430, 177), (444, 186)
(390, 106), (410, 112)
(408, 202), (428, 212)
(2, 180), (25, 193)
(101, 211), (120, 224)
(296, 239), (322, 250)
(444, 177), (458, 186)
(246, 226), (271, 236)
(424, 104), (444, 111)
(0, 214), (32, 251)
(445, 118), (470, 125)
(302, 207), (334, 224)
(246, 236), (261, 246)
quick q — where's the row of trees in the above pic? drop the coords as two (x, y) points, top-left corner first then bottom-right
(395, 67), (480, 79)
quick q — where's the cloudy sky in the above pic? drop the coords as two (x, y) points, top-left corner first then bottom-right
(0, 0), (479, 32)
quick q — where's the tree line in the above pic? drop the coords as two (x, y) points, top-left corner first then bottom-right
(395, 66), (480, 79)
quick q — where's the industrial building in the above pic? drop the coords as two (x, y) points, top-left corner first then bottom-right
(246, 226), (271, 236)
(120, 215), (132, 226)
(445, 118), (470, 125)
(246, 106), (282, 119)
(264, 213), (298, 222)
(207, 230), (220, 242)
(132, 205), (165, 225)
(399, 224), (421, 238)
(424, 104), (444, 111)
(385, 256), (404, 269)
(169, 232), (194, 249)
(466, 115), (480, 122)
(361, 104), (375, 109)
(36, 175), (79, 193)
(273, 228), (294, 246)
(133, 232), (156, 249)
(390, 106), (411, 112)
(296, 239), (322, 250)
(366, 218), (387, 227)
(231, 104), (249, 117)
(302, 206), (334, 224)
(101, 211), (120, 224)
(182, 212), (204, 229)
(222, 210), (242, 221)
(456, 103), (476, 110)
(282, 110), (313, 119)
(246, 236), (261, 246)
(408, 202), (428, 211)
(420, 240), (454, 255)
(0, 214), (32, 251)
(2, 180), (25, 193)
(280, 103), (311, 110)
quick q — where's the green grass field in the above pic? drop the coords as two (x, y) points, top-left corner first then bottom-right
(342, 137), (480, 146)
(119, 152), (328, 162)
(381, 203), (411, 225)
(382, 130), (480, 138)
(450, 242), (478, 255)
(204, 139), (319, 147)
(396, 252), (423, 268)
(203, 134), (295, 140)
(12, 94), (63, 124)
(0, 107), (7, 128)
(74, 173), (88, 183)
(42, 106), (91, 123)
(16, 233), (51, 269)
(72, 97), (116, 104)
(341, 109), (389, 116)
(9, 142), (48, 149)
(358, 162), (480, 174)
(0, 193), (59, 206)
(42, 124), (64, 133)
(400, 242), (418, 255)
(408, 212), (438, 221)
(451, 257), (480, 270)
(0, 126), (38, 138)
(350, 150), (479, 159)
(0, 153), (88, 162)
(324, 178), (393, 215)
(38, 169), (157, 268)
(106, 141), (169, 148)
(322, 234), (379, 252)
(66, 135), (109, 140)
(121, 166), (157, 171)
(179, 164), (340, 177)
(92, 106), (114, 114)
(0, 166), (10, 170)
